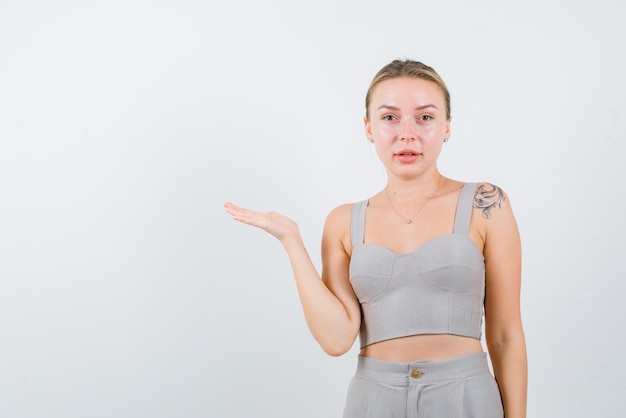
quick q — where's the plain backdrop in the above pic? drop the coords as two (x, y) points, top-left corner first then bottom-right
(1, 1), (624, 417)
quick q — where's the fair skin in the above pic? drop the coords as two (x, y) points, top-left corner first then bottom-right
(224, 76), (527, 417)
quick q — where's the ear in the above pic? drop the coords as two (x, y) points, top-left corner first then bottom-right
(364, 116), (372, 143)
(444, 117), (451, 141)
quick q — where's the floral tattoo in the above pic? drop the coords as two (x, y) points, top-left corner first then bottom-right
(473, 183), (505, 219)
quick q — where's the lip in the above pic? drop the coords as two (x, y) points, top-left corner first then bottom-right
(394, 149), (421, 163)
(394, 148), (420, 156)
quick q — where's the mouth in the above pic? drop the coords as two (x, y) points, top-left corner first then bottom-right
(395, 150), (420, 156)
(394, 150), (421, 163)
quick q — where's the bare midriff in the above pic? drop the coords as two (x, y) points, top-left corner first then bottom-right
(359, 334), (483, 363)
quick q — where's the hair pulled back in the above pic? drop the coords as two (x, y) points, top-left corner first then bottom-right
(365, 59), (451, 120)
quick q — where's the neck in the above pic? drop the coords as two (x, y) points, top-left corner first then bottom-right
(386, 171), (443, 202)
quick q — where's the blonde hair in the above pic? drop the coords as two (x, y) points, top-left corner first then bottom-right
(365, 59), (451, 120)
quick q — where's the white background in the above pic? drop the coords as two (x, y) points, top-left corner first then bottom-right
(1, 1), (624, 417)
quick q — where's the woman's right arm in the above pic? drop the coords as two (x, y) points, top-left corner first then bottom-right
(224, 202), (361, 356)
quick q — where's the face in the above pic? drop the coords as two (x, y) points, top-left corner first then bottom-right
(365, 77), (451, 180)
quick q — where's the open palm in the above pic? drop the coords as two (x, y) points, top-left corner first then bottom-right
(224, 202), (299, 242)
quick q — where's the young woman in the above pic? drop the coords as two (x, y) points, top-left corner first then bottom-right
(224, 59), (527, 418)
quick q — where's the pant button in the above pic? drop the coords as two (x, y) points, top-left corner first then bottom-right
(410, 369), (423, 379)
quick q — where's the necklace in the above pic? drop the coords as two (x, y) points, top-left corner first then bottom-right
(385, 175), (442, 224)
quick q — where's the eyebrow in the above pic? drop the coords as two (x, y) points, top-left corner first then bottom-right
(377, 104), (439, 111)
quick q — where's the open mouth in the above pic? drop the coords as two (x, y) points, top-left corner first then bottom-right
(395, 151), (420, 162)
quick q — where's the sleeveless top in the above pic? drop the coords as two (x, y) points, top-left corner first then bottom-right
(349, 183), (485, 348)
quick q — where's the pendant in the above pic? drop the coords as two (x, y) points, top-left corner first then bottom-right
(406, 220), (412, 224)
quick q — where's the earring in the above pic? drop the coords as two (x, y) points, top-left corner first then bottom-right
(443, 138), (449, 142)
(370, 139), (374, 143)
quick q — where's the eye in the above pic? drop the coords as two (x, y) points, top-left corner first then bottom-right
(419, 115), (433, 121)
(382, 114), (396, 121)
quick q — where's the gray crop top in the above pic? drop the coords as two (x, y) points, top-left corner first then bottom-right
(349, 183), (485, 348)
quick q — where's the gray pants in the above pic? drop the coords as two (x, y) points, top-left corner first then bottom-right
(343, 352), (503, 418)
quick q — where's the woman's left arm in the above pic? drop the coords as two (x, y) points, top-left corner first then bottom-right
(477, 184), (527, 418)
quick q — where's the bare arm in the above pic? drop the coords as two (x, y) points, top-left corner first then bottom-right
(475, 184), (528, 418)
(224, 202), (361, 356)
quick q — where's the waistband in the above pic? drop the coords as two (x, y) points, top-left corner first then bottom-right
(355, 352), (490, 384)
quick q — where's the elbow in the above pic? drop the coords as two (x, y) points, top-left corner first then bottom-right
(485, 326), (526, 354)
(319, 338), (354, 357)
(312, 319), (359, 357)
(322, 345), (350, 357)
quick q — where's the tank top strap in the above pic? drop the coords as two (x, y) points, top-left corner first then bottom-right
(350, 200), (368, 247)
(453, 183), (477, 235)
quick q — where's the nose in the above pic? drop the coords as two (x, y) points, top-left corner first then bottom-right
(399, 118), (416, 141)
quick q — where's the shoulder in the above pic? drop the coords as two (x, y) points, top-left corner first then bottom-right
(468, 183), (520, 259)
(470, 182), (511, 220)
(325, 202), (356, 224)
(323, 202), (356, 237)
(322, 203), (356, 257)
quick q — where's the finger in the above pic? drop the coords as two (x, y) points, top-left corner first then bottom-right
(224, 202), (252, 219)
(224, 202), (266, 227)
(223, 201), (242, 215)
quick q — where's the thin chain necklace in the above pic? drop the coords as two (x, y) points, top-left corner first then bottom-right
(384, 175), (442, 224)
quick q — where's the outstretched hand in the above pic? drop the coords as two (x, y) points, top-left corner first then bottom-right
(224, 202), (300, 243)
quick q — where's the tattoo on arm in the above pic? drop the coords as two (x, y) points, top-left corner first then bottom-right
(473, 183), (505, 219)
